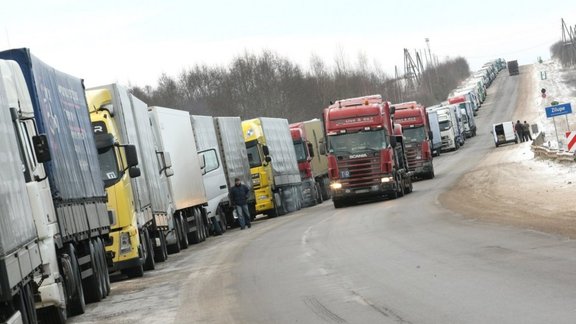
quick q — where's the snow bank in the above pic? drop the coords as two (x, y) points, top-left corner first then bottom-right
(532, 60), (576, 150)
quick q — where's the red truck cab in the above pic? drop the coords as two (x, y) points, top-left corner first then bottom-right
(323, 95), (412, 208)
(391, 101), (434, 179)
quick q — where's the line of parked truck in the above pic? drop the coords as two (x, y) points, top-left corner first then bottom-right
(0, 48), (508, 324)
(0, 48), (335, 324)
(425, 58), (507, 155)
(322, 58), (507, 208)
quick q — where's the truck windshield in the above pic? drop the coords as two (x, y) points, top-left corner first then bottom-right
(403, 126), (426, 143)
(439, 120), (452, 131)
(293, 141), (307, 162)
(246, 141), (262, 168)
(98, 147), (121, 187)
(328, 129), (387, 153)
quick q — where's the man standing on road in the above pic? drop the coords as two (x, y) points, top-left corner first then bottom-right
(523, 121), (532, 142)
(230, 178), (251, 230)
(514, 120), (524, 143)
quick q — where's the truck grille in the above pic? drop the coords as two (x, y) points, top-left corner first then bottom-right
(404, 146), (422, 170)
(337, 155), (381, 189)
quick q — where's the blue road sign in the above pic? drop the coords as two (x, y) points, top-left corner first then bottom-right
(545, 102), (572, 118)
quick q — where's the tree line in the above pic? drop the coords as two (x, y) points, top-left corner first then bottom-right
(131, 50), (471, 122)
(551, 41), (576, 68)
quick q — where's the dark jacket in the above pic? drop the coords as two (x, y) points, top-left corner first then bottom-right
(514, 122), (524, 133)
(230, 184), (249, 206)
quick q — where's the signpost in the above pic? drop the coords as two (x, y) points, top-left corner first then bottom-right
(545, 102), (572, 149)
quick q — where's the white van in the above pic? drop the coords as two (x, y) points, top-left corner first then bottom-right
(492, 122), (518, 147)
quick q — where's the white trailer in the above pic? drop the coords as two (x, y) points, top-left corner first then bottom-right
(0, 62), (42, 324)
(214, 117), (256, 226)
(149, 107), (209, 244)
(427, 110), (442, 156)
(190, 115), (229, 234)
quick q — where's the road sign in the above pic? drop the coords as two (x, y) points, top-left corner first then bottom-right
(545, 102), (572, 118)
(567, 132), (576, 152)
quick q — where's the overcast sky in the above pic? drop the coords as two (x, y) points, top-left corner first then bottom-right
(1, 0), (574, 87)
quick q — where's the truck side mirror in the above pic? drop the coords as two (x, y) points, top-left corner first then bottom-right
(390, 135), (397, 148)
(307, 142), (315, 158)
(129, 167), (141, 178)
(124, 145), (139, 168)
(262, 145), (270, 156)
(165, 168), (174, 177)
(33, 134), (52, 163)
(265, 156), (272, 163)
(428, 130), (433, 140)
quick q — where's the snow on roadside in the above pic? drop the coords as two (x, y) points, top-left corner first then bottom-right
(532, 60), (576, 150)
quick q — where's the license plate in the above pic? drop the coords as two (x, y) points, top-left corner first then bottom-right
(340, 170), (350, 178)
(356, 189), (369, 194)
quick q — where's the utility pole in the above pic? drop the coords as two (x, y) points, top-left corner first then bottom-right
(425, 38), (433, 68)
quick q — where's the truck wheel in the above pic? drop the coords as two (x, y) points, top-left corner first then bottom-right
(179, 215), (190, 249)
(143, 228), (156, 271)
(91, 239), (106, 299)
(15, 282), (37, 324)
(65, 244), (86, 316)
(95, 238), (110, 296)
(154, 230), (168, 263)
(189, 208), (203, 244)
(122, 263), (144, 279)
(37, 305), (67, 324)
(168, 217), (182, 253)
(218, 207), (227, 234)
(83, 240), (104, 303)
(200, 212), (208, 242)
(333, 199), (345, 208)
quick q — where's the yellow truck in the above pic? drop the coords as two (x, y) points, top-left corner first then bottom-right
(87, 84), (173, 278)
(242, 118), (302, 217)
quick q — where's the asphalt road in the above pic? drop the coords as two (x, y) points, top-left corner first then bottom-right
(70, 68), (576, 324)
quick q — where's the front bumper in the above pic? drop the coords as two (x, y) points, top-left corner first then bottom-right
(331, 181), (395, 199)
(254, 187), (274, 213)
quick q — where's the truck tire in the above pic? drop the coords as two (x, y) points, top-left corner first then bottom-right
(154, 230), (168, 263)
(122, 263), (144, 279)
(95, 238), (110, 296)
(168, 217), (182, 253)
(189, 208), (204, 244)
(83, 240), (104, 303)
(333, 199), (345, 209)
(15, 282), (37, 324)
(200, 212), (208, 242)
(65, 244), (86, 316)
(91, 239), (107, 299)
(218, 207), (227, 234)
(143, 228), (156, 271)
(179, 215), (190, 249)
(37, 305), (67, 324)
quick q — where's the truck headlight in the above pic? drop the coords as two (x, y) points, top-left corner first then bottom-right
(381, 177), (393, 183)
(330, 182), (342, 190)
(119, 232), (132, 255)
